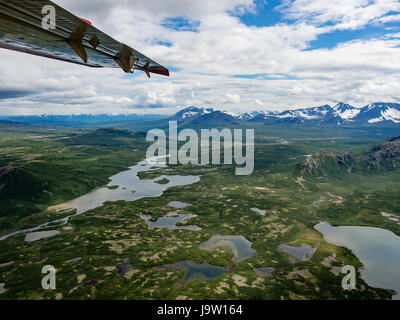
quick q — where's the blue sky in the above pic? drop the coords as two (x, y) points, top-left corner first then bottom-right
(0, 0), (400, 115)
(236, 0), (400, 50)
(235, 0), (284, 27)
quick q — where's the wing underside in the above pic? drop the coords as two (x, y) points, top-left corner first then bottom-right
(0, 0), (169, 77)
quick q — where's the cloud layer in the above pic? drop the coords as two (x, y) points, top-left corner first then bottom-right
(0, 0), (400, 115)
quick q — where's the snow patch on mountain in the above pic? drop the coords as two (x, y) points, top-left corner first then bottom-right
(276, 105), (331, 121)
(172, 102), (400, 126)
(382, 108), (400, 123)
(368, 117), (384, 123)
(331, 102), (360, 120)
(336, 109), (360, 120)
(174, 106), (214, 121)
(369, 108), (400, 123)
(182, 109), (211, 119)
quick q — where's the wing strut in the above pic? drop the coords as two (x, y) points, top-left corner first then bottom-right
(114, 44), (137, 73)
(66, 21), (89, 62)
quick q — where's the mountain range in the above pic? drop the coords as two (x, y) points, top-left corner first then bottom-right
(1, 102), (400, 128)
(173, 102), (400, 126)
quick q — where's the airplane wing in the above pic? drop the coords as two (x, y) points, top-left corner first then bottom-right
(0, 0), (169, 77)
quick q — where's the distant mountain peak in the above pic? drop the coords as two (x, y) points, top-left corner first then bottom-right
(172, 106), (214, 121)
(333, 102), (353, 110)
(189, 110), (240, 126)
(239, 110), (274, 121)
(359, 102), (400, 124)
(240, 102), (400, 125)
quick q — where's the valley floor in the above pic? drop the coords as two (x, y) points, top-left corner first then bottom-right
(1, 123), (400, 300)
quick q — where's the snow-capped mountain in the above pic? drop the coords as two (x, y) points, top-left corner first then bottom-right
(275, 105), (332, 123)
(331, 102), (360, 120)
(4, 103), (399, 129)
(172, 106), (214, 121)
(171, 103), (400, 126)
(239, 111), (276, 121)
(354, 103), (400, 124)
(239, 102), (400, 125)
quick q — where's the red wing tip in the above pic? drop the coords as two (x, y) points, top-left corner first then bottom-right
(148, 66), (170, 77)
(80, 18), (92, 25)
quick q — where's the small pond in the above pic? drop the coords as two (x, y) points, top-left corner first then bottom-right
(168, 201), (192, 209)
(278, 243), (315, 261)
(155, 260), (227, 281)
(200, 235), (256, 262)
(251, 208), (266, 216)
(24, 230), (60, 242)
(254, 267), (279, 276)
(140, 213), (201, 231)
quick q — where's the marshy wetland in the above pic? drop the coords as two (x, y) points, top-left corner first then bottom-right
(0, 157), (200, 241)
(1, 124), (400, 300)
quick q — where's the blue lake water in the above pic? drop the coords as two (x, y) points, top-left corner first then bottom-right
(155, 260), (227, 281)
(0, 157), (200, 241)
(140, 213), (201, 231)
(315, 221), (400, 300)
(278, 243), (315, 261)
(58, 158), (199, 215)
(200, 235), (256, 262)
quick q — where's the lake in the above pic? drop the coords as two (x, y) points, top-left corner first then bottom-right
(0, 157), (200, 241)
(278, 243), (315, 261)
(53, 157), (199, 215)
(24, 230), (60, 242)
(315, 221), (400, 300)
(254, 267), (279, 276)
(200, 235), (256, 262)
(155, 260), (227, 282)
(168, 201), (192, 209)
(140, 213), (201, 231)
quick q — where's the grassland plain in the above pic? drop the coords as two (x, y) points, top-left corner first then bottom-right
(0, 122), (400, 300)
